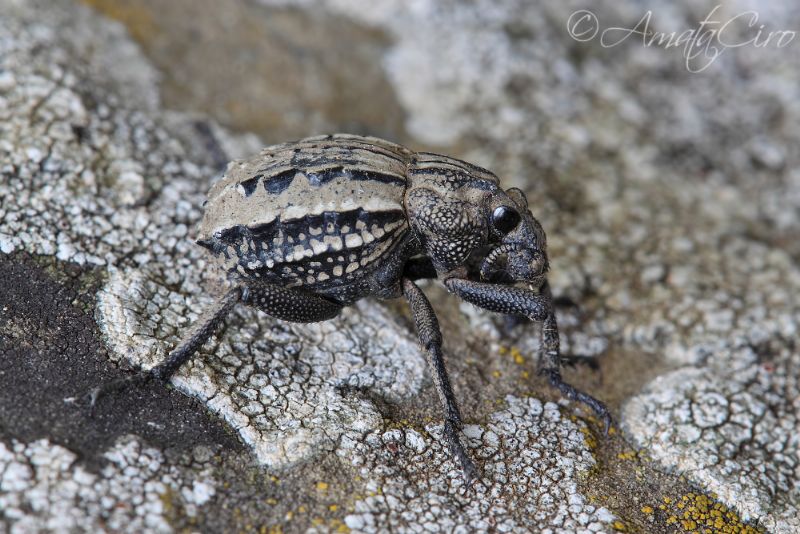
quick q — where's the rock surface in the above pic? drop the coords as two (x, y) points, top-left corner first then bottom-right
(1, 0), (798, 532)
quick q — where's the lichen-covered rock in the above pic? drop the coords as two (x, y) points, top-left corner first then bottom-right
(96, 267), (423, 468)
(2, 0), (799, 532)
(290, 1), (800, 531)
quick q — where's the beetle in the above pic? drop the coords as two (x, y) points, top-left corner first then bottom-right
(90, 133), (610, 481)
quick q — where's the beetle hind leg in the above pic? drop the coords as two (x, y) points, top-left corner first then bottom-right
(87, 282), (343, 413)
(86, 285), (243, 412)
(241, 281), (343, 322)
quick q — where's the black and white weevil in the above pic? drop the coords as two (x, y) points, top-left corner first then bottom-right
(90, 133), (610, 481)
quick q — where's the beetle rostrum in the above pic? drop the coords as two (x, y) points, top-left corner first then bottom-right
(89, 133), (611, 483)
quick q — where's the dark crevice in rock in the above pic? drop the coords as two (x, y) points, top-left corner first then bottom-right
(0, 252), (243, 471)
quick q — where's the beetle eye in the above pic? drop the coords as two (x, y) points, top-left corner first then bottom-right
(491, 206), (521, 234)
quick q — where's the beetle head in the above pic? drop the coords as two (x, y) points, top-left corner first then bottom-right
(480, 187), (549, 288)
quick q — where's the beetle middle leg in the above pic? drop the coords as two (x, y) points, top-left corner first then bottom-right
(402, 278), (479, 483)
(443, 277), (611, 433)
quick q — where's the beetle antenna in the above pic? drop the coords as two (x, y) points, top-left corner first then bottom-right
(480, 243), (520, 280)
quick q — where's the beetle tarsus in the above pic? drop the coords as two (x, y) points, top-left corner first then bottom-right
(86, 370), (154, 416)
(538, 368), (612, 435)
(559, 354), (601, 372)
(444, 419), (480, 485)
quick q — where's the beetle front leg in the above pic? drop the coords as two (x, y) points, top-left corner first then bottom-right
(444, 277), (611, 433)
(402, 278), (479, 484)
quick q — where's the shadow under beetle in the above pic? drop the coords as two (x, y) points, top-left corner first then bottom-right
(91, 134), (611, 482)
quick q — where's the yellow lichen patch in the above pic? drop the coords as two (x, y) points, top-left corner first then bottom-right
(578, 424), (597, 449)
(316, 481), (329, 491)
(492, 370), (502, 378)
(510, 347), (526, 365)
(612, 520), (627, 531)
(329, 504), (338, 512)
(657, 492), (764, 533)
(617, 451), (637, 461)
(80, 0), (157, 44)
(158, 487), (177, 517)
(329, 519), (351, 533)
(641, 506), (654, 514)
(498, 346), (509, 355)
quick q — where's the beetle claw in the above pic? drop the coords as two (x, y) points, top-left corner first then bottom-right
(82, 371), (154, 416)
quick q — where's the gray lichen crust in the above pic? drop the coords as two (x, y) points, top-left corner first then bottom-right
(267, 0), (800, 531)
(0, 437), (216, 533)
(296, 0), (800, 532)
(333, 397), (614, 533)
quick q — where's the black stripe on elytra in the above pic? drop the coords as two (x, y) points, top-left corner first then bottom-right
(255, 139), (407, 176)
(304, 167), (343, 187)
(239, 175), (261, 197)
(351, 168), (406, 187)
(290, 150), (390, 170)
(305, 166), (406, 187)
(278, 208), (405, 240)
(258, 166), (406, 188)
(202, 208), (406, 262)
(263, 169), (296, 194)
